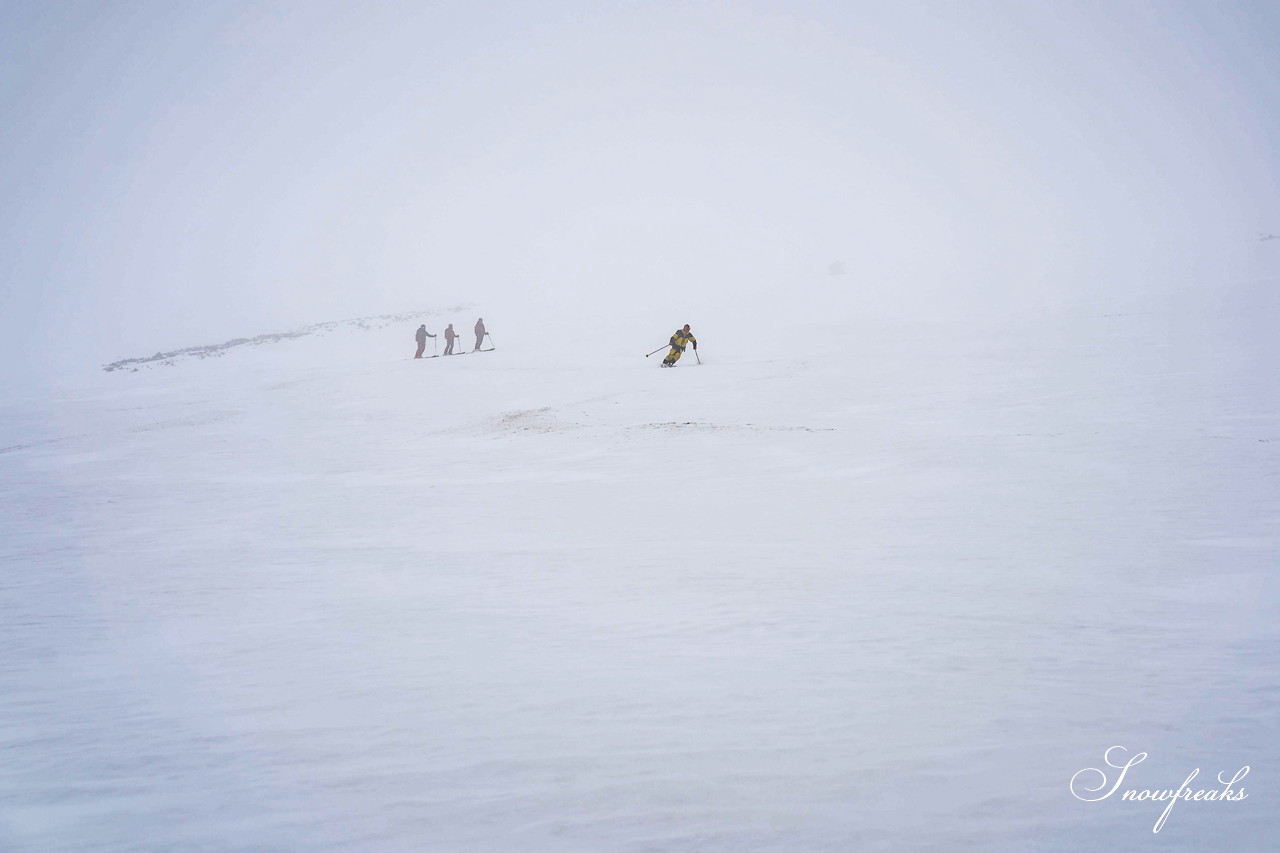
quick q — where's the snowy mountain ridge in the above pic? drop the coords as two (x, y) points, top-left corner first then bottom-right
(101, 309), (473, 373)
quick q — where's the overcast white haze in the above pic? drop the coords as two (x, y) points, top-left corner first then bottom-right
(3, 1), (1280, 850)
(0, 0), (1275, 380)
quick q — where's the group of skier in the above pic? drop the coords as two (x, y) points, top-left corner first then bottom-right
(414, 318), (488, 357)
(413, 319), (698, 366)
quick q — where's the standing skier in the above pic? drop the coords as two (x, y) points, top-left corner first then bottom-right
(444, 324), (459, 355)
(414, 324), (435, 358)
(661, 324), (697, 367)
(474, 318), (486, 351)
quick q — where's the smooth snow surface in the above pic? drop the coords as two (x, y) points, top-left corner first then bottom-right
(3, 291), (1278, 851)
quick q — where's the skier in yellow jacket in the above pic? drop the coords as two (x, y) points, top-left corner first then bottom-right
(661, 324), (697, 367)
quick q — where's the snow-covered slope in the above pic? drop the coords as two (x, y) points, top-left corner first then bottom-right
(2, 286), (1278, 851)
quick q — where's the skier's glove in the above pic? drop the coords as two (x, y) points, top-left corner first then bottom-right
(692, 343), (697, 350)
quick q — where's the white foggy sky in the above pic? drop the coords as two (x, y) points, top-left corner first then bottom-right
(2, 0), (1278, 385)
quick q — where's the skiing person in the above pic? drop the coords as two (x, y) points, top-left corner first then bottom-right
(474, 318), (486, 351)
(443, 323), (458, 355)
(661, 324), (697, 367)
(414, 324), (435, 358)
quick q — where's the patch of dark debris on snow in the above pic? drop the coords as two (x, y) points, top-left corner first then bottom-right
(495, 408), (568, 434)
(486, 414), (835, 438)
(102, 309), (464, 372)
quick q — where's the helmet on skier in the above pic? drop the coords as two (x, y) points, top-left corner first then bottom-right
(683, 324), (691, 331)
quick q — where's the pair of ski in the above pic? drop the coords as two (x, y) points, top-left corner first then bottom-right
(416, 348), (495, 359)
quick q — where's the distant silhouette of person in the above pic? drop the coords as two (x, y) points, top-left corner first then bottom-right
(444, 324), (458, 355)
(414, 324), (435, 358)
(474, 318), (486, 351)
(661, 324), (697, 367)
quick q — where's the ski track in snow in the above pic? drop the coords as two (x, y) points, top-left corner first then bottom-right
(2, 302), (1279, 851)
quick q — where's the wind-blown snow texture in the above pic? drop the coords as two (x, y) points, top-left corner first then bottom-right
(3, 290), (1278, 851)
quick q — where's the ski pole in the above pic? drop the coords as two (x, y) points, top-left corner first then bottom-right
(694, 348), (701, 364)
(645, 344), (667, 357)
(485, 332), (495, 349)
